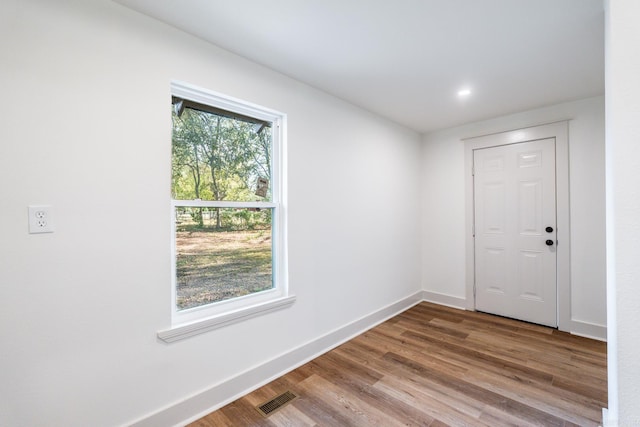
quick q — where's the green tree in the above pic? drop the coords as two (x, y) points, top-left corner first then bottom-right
(171, 106), (273, 229)
(172, 108), (208, 226)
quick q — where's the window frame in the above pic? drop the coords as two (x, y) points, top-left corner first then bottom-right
(161, 81), (292, 339)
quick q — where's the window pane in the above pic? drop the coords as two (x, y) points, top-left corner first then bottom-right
(175, 207), (273, 310)
(171, 106), (272, 202)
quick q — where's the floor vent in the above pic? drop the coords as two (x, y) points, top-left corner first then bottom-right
(255, 390), (298, 417)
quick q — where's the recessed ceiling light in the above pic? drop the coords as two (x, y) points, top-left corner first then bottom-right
(457, 88), (472, 97)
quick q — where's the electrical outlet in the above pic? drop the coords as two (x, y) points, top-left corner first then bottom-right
(28, 205), (54, 234)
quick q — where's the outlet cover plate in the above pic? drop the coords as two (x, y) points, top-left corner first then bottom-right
(28, 205), (54, 234)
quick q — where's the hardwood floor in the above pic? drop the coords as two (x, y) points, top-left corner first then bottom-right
(190, 302), (607, 426)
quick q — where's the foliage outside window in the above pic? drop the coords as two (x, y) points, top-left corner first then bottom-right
(170, 82), (285, 324)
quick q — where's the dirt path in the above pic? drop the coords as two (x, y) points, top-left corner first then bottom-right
(175, 229), (272, 310)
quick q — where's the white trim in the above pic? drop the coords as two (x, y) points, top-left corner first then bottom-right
(158, 295), (296, 343)
(171, 81), (283, 124)
(421, 290), (467, 310)
(570, 319), (607, 342)
(133, 292), (423, 427)
(602, 408), (617, 427)
(460, 119), (572, 142)
(172, 200), (277, 209)
(463, 121), (571, 332)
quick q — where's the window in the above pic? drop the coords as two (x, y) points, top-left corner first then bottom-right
(165, 82), (291, 334)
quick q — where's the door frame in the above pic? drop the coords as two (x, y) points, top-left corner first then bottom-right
(463, 121), (570, 332)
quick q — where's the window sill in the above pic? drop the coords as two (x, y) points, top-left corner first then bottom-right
(157, 295), (296, 343)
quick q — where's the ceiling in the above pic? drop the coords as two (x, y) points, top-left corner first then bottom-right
(114, 0), (604, 134)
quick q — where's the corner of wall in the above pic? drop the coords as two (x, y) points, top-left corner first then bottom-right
(570, 319), (607, 341)
(421, 290), (466, 310)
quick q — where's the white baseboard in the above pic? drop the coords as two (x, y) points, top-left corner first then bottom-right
(421, 290), (467, 310)
(571, 319), (607, 341)
(602, 408), (616, 426)
(129, 291), (423, 427)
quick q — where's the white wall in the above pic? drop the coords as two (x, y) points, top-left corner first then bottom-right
(605, 0), (640, 425)
(421, 96), (606, 337)
(0, 1), (422, 426)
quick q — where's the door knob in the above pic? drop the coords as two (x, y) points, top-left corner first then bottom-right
(545, 239), (554, 246)
(545, 226), (554, 233)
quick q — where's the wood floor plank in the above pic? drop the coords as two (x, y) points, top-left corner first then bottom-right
(551, 375), (607, 404)
(188, 414), (231, 427)
(189, 302), (607, 427)
(296, 374), (410, 427)
(398, 330), (552, 385)
(464, 368), (603, 426)
(312, 350), (383, 386)
(381, 351), (568, 427)
(266, 404), (317, 427)
(303, 350), (438, 425)
(286, 390), (353, 426)
(373, 375), (491, 427)
(217, 398), (276, 427)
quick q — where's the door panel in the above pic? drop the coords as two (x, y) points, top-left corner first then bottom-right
(517, 249), (543, 300)
(518, 180), (541, 234)
(474, 138), (557, 327)
(483, 183), (506, 234)
(483, 247), (507, 294)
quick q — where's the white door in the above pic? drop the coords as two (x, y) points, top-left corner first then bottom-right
(473, 138), (557, 327)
